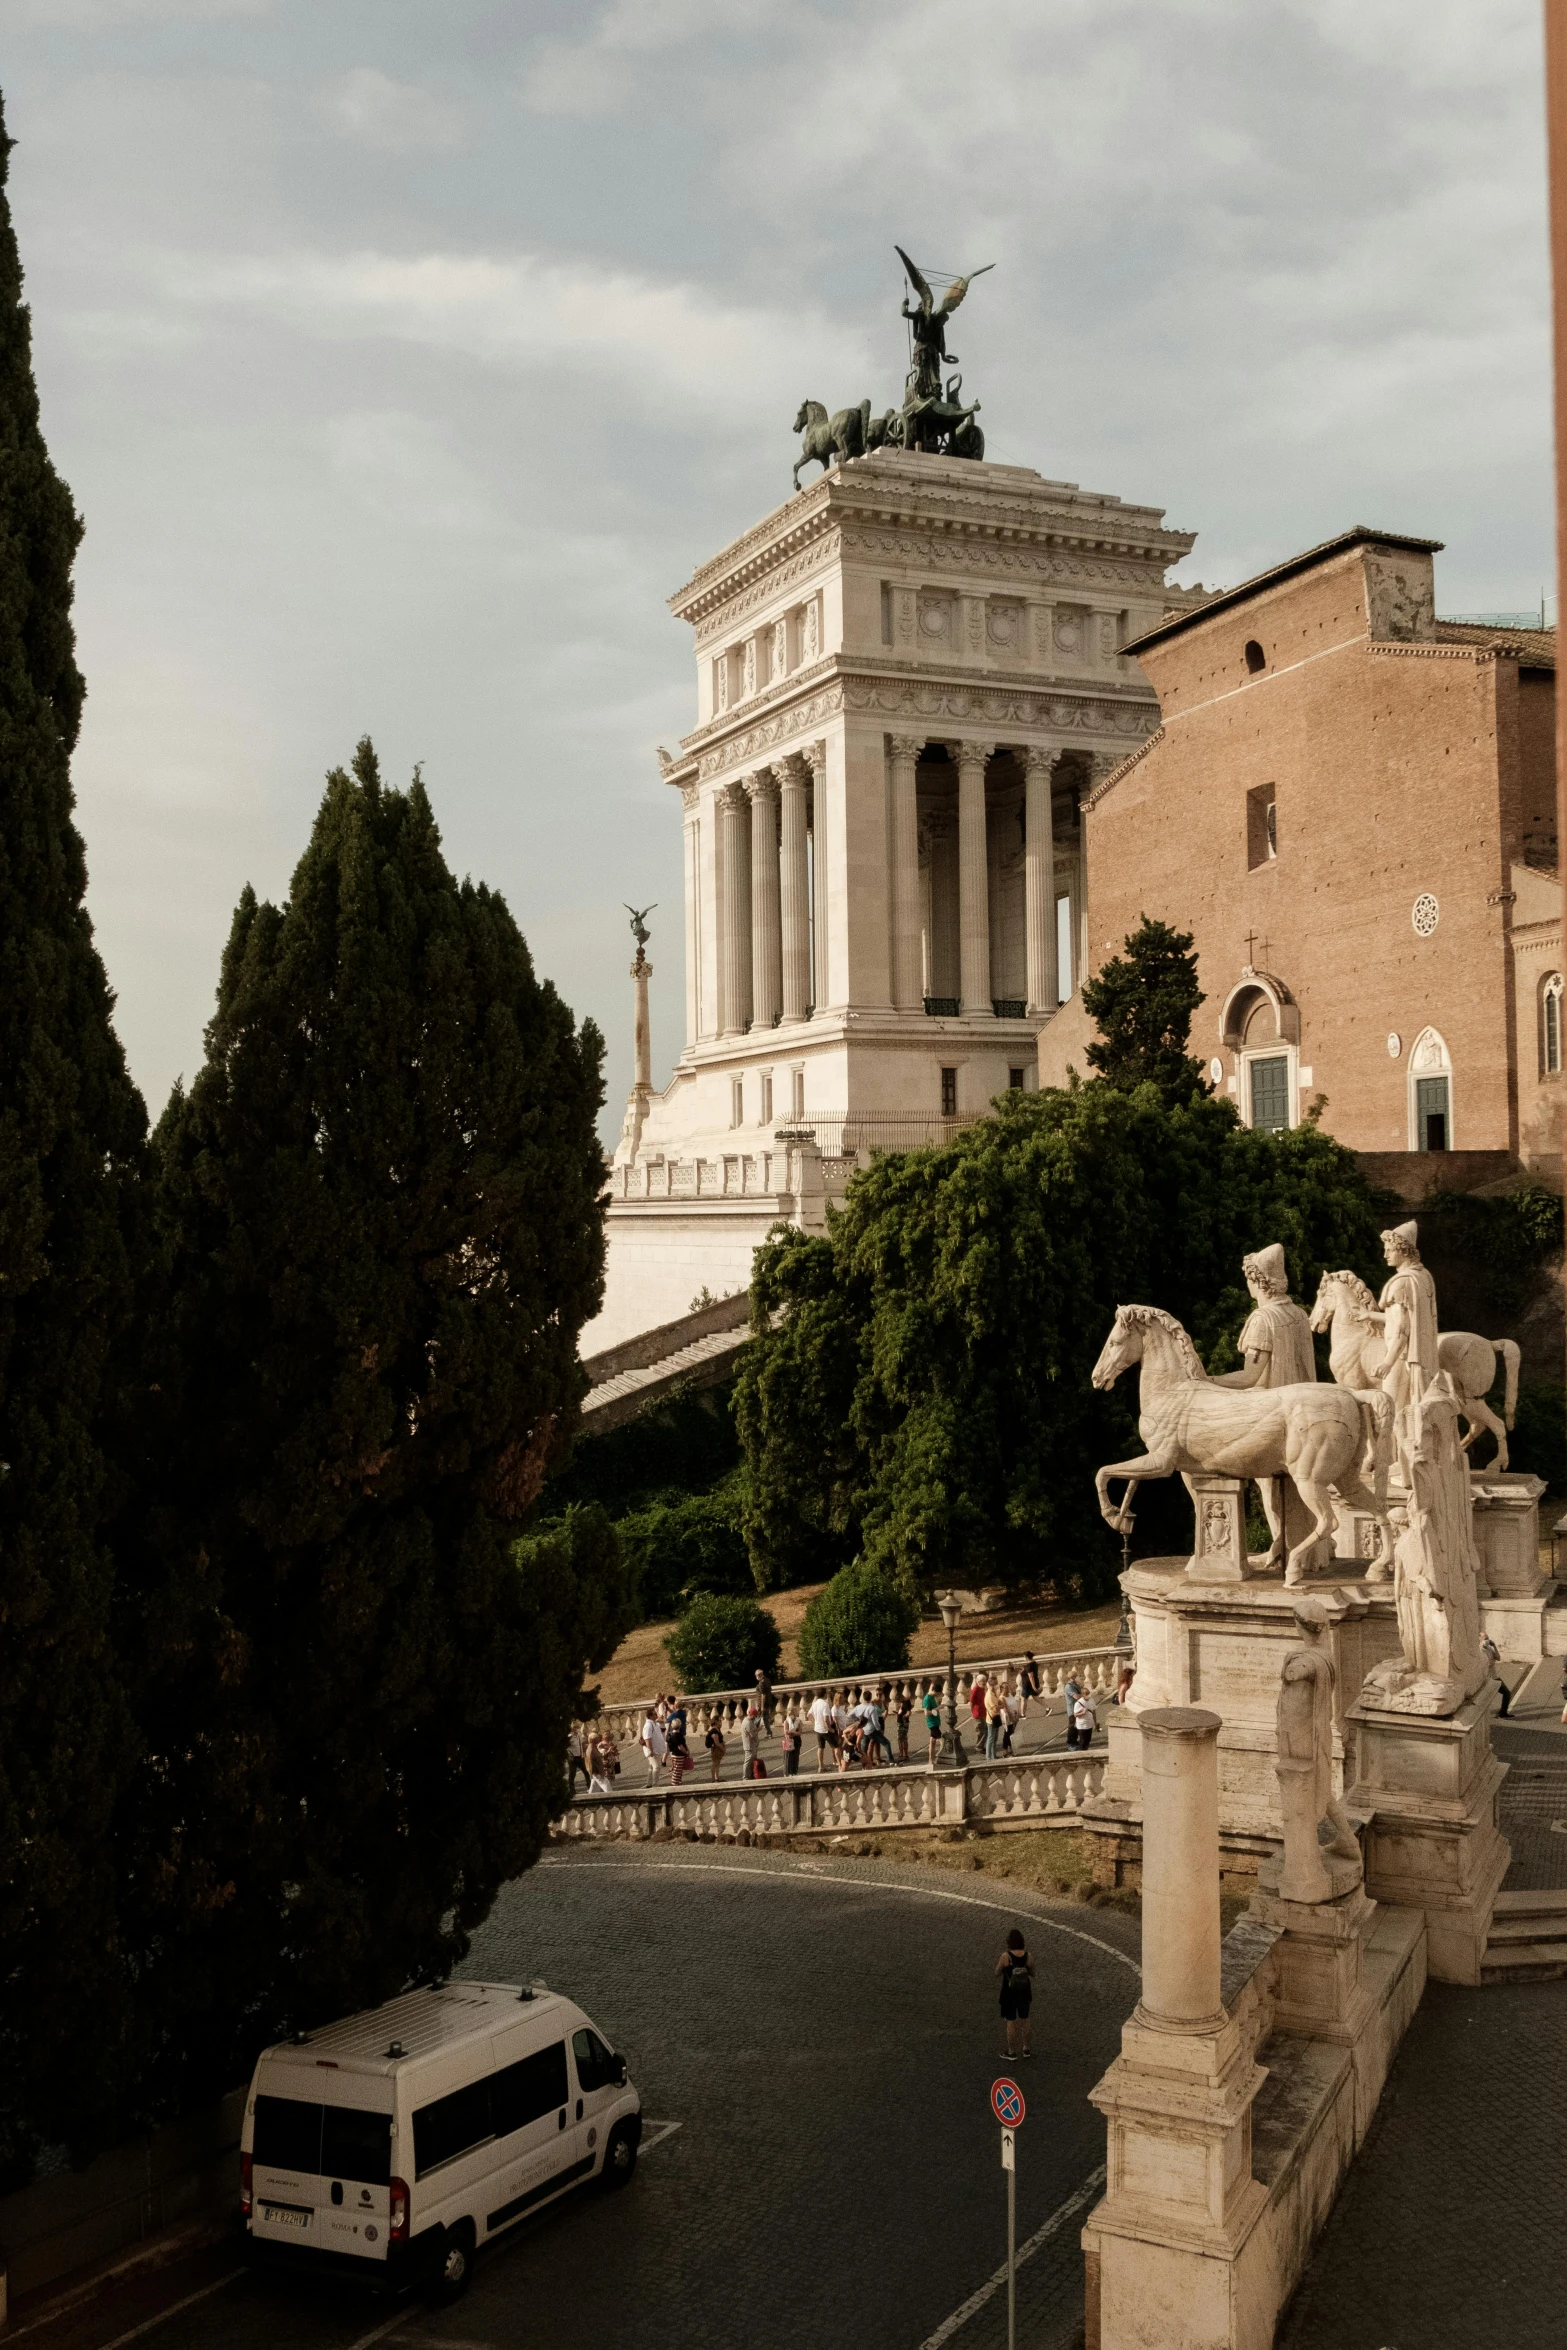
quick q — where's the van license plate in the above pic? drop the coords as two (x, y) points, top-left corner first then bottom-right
(263, 2206), (311, 2230)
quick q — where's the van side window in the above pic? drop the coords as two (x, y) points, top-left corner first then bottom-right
(254, 2096), (390, 2187)
(571, 2028), (617, 2091)
(492, 2041), (569, 2137)
(413, 2076), (495, 2178)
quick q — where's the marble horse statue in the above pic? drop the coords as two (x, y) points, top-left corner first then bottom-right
(1308, 1269), (1520, 1473)
(1091, 1303), (1393, 1582)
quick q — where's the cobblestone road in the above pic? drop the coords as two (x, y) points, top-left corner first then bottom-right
(38, 1851), (1138, 2350)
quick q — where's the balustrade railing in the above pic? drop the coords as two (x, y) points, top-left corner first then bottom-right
(554, 1749), (1108, 1844)
(586, 1646), (1120, 1750)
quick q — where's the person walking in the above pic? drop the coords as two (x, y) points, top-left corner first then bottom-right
(1061, 1672), (1082, 1748)
(996, 1929), (1034, 2059)
(983, 1678), (1003, 1762)
(865, 1693), (893, 1766)
(704, 1718), (727, 1781)
(922, 1684), (943, 1766)
(740, 1703), (766, 1780)
(1071, 1689), (1098, 1750)
(754, 1666), (774, 1733)
(810, 1689), (834, 1771)
(639, 1707), (667, 1781)
(588, 1732), (620, 1794)
(895, 1689), (912, 1763)
(969, 1673), (988, 1739)
(666, 1705), (692, 1786)
(1000, 1677), (1019, 1757)
(779, 1705), (802, 1775)
(567, 1723), (591, 1792)
(1019, 1652), (1041, 1718)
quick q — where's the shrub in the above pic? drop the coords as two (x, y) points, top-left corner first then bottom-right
(664, 1592), (781, 1694)
(796, 1562), (920, 1681)
(1507, 1379), (1566, 1494)
(619, 1478), (752, 1620)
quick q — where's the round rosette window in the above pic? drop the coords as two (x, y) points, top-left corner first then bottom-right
(1411, 893), (1439, 938)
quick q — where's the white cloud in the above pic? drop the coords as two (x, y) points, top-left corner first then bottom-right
(327, 68), (463, 153)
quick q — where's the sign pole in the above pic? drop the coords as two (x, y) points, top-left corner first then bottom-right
(1007, 2141), (1016, 2350)
(991, 2075), (1025, 2350)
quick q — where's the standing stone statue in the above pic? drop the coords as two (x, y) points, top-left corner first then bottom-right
(1363, 1373), (1487, 1714)
(1212, 1242), (1316, 1567)
(1275, 1598), (1362, 1902)
(1365, 1220), (1439, 1484)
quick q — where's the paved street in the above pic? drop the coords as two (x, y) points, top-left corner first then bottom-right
(34, 1850), (1139, 2350)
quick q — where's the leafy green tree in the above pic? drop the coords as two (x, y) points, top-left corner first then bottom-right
(616, 1470), (752, 1620)
(736, 1085), (1387, 1604)
(0, 96), (150, 2182)
(664, 1592), (782, 1694)
(1082, 916), (1209, 1105)
(796, 1562), (920, 1680)
(124, 742), (626, 2111)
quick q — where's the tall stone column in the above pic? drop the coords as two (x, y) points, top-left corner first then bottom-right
(719, 781), (752, 1037)
(681, 784), (701, 1049)
(1023, 746), (1058, 1016)
(1066, 773), (1085, 1001)
(748, 769), (782, 1029)
(805, 739), (828, 1012)
(887, 734), (923, 1010)
(956, 740), (995, 1017)
(777, 753), (811, 1023)
(1136, 1707), (1224, 2033)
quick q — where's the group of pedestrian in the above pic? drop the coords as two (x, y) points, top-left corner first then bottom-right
(804, 1683), (910, 1770)
(1060, 1670), (1100, 1750)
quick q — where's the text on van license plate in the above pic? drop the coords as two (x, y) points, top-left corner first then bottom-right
(263, 2205), (311, 2230)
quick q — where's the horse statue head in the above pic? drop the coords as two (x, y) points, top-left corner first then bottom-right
(793, 399), (827, 435)
(1091, 1304), (1206, 1392)
(1308, 1268), (1378, 1334)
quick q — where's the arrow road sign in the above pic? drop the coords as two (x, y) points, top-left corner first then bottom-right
(991, 2075), (1026, 2127)
(1000, 2126), (1015, 2171)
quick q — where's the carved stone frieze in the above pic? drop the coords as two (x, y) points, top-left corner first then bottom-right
(840, 677), (1157, 735)
(835, 527), (1169, 590)
(690, 534), (842, 649)
(695, 685), (846, 781)
(680, 783), (701, 813)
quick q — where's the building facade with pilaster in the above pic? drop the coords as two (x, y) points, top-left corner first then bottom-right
(589, 448), (1197, 1346)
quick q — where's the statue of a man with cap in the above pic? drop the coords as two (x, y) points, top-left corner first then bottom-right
(1213, 1244), (1317, 1565)
(1364, 1220), (1439, 1483)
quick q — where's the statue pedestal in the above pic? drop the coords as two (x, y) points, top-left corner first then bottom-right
(1082, 1561), (1403, 1881)
(1346, 1688), (1510, 1985)
(1183, 1474), (1252, 1580)
(1471, 1470), (1556, 1662)
(1250, 1863), (1427, 2148)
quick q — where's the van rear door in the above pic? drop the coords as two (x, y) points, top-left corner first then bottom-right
(251, 2080), (394, 2262)
(475, 2030), (586, 2237)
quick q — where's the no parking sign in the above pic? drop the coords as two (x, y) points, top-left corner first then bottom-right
(991, 2075), (1026, 2127)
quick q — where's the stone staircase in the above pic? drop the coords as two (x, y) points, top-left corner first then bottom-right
(1481, 1888), (1567, 1982)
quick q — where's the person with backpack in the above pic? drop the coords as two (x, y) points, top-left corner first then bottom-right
(704, 1719), (728, 1782)
(996, 1929), (1034, 2059)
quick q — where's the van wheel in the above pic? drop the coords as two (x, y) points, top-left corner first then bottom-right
(433, 2223), (474, 2303)
(601, 2122), (638, 2188)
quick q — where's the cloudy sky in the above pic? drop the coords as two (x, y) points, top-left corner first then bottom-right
(3, 0), (1553, 1133)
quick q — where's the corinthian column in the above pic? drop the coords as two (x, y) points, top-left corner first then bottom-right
(777, 753), (811, 1023)
(806, 739), (828, 1012)
(887, 734), (923, 1010)
(956, 740), (994, 1017)
(719, 781), (752, 1036)
(748, 769), (782, 1029)
(1023, 746), (1058, 1016)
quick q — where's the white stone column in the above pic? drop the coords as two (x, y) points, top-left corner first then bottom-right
(956, 739), (995, 1017)
(777, 753), (811, 1024)
(1136, 1706), (1225, 2033)
(1023, 747), (1057, 1016)
(719, 781), (752, 1037)
(681, 784), (701, 1048)
(748, 769), (782, 1029)
(1066, 773), (1086, 1001)
(887, 734), (923, 1010)
(805, 739), (828, 1012)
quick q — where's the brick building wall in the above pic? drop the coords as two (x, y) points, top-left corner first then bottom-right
(1065, 530), (1561, 1171)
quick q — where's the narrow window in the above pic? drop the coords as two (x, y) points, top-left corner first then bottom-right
(791, 1066), (805, 1117)
(1545, 974), (1563, 1075)
(940, 1067), (958, 1117)
(1244, 639), (1266, 675)
(1246, 783), (1277, 870)
(730, 1076), (743, 1128)
(1249, 1055), (1290, 1132)
(760, 1073), (773, 1123)
(1008, 1067), (1025, 1091)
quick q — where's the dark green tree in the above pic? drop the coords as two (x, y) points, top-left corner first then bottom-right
(664, 1591), (781, 1694)
(736, 1086), (1387, 1604)
(0, 95), (149, 2182)
(125, 742), (630, 2110)
(1082, 916), (1209, 1104)
(796, 1562), (920, 1680)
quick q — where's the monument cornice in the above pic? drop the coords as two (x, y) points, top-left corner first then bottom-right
(670, 452), (1196, 631)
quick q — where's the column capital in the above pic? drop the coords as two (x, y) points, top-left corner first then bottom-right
(802, 737), (828, 781)
(775, 750), (811, 789)
(718, 777), (749, 812)
(887, 733), (924, 763)
(953, 738), (997, 769)
(744, 767), (779, 802)
(1021, 744), (1057, 779)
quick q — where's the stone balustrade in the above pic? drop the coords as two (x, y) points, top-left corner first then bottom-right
(554, 1749), (1108, 1844)
(588, 1646), (1121, 1750)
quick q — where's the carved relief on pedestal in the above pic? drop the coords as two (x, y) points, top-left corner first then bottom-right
(803, 599), (820, 660)
(771, 617), (789, 681)
(741, 637), (757, 700)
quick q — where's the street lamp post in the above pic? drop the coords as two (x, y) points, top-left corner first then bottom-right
(936, 1589), (967, 1768)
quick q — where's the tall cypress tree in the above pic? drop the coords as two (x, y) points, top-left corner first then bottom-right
(130, 743), (629, 2104)
(0, 94), (149, 2179)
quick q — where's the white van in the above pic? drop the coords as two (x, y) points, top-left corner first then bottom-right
(241, 1980), (641, 2300)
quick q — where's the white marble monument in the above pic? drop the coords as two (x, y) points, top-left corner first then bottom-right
(587, 448), (1197, 1346)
